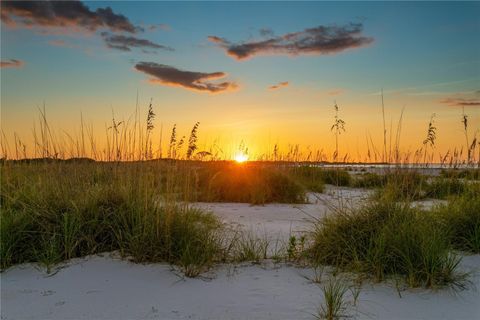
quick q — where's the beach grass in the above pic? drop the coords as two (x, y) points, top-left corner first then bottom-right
(0, 161), (224, 276)
(308, 197), (467, 288)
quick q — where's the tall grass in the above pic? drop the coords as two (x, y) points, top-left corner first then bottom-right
(196, 163), (307, 204)
(433, 184), (480, 253)
(286, 166), (351, 192)
(316, 277), (350, 320)
(0, 161), (223, 276)
(308, 199), (465, 288)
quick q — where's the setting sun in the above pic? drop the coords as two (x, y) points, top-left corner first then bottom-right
(234, 153), (249, 163)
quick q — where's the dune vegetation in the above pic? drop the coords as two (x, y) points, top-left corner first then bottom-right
(1, 105), (479, 291)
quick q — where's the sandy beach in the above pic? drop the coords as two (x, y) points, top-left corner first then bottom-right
(2, 185), (479, 320)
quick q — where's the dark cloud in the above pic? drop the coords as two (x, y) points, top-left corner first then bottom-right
(268, 81), (289, 90)
(134, 62), (238, 93)
(440, 97), (480, 107)
(0, 59), (24, 68)
(259, 28), (274, 37)
(208, 23), (374, 60)
(1, 0), (139, 33)
(101, 32), (173, 52)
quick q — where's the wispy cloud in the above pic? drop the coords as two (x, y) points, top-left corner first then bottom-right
(101, 32), (173, 52)
(439, 97), (480, 107)
(259, 27), (274, 37)
(0, 59), (24, 68)
(268, 81), (289, 90)
(1, 0), (140, 33)
(327, 88), (345, 96)
(208, 23), (373, 60)
(148, 23), (170, 32)
(134, 62), (238, 93)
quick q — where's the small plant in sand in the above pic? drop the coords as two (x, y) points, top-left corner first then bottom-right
(287, 235), (306, 261)
(316, 277), (350, 320)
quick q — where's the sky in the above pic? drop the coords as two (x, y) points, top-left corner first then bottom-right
(1, 1), (479, 161)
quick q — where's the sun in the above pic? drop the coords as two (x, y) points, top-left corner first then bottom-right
(234, 152), (249, 163)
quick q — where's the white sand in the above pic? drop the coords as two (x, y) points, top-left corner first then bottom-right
(2, 185), (479, 319)
(2, 254), (479, 320)
(194, 185), (372, 242)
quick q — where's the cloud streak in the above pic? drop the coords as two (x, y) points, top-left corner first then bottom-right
(439, 97), (480, 107)
(1, 0), (139, 33)
(101, 32), (173, 52)
(268, 81), (289, 90)
(134, 62), (237, 93)
(208, 23), (373, 60)
(0, 59), (24, 68)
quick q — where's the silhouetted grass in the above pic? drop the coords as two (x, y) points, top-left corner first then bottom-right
(196, 163), (307, 204)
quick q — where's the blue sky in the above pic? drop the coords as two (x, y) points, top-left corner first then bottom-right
(1, 1), (479, 159)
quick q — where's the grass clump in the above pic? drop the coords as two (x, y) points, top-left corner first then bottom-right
(375, 171), (426, 201)
(286, 166), (351, 192)
(351, 172), (387, 188)
(433, 184), (480, 253)
(0, 162), (223, 276)
(373, 171), (470, 201)
(197, 164), (307, 204)
(316, 277), (350, 320)
(440, 168), (480, 180)
(424, 177), (467, 199)
(309, 199), (464, 288)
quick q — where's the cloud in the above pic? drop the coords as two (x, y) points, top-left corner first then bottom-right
(328, 89), (345, 96)
(439, 97), (480, 107)
(101, 32), (173, 52)
(48, 39), (78, 48)
(208, 23), (373, 60)
(148, 23), (170, 31)
(259, 28), (274, 37)
(1, 0), (139, 33)
(268, 81), (289, 90)
(0, 59), (24, 68)
(134, 62), (238, 93)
